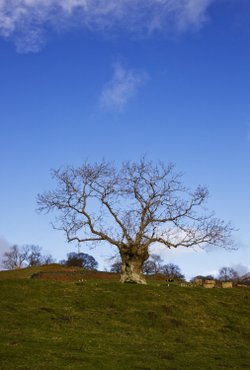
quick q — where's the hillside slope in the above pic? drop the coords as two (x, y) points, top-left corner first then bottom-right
(0, 264), (119, 281)
(0, 266), (249, 370)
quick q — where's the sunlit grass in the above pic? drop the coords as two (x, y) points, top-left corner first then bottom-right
(0, 266), (249, 369)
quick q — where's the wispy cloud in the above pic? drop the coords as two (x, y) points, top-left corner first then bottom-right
(231, 264), (249, 276)
(0, 236), (10, 268)
(0, 0), (215, 52)
(100, 63), (148, 111)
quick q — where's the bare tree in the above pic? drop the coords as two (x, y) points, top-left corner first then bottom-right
(110, 260), (122, 273)
(37, 158), (233, 284)
(161, 263), (185, 280)
(42, 254), (55, 265)
(26, 245), (43, 266)
(143, 260), (157, 275)
(143, 254), (163, 274)
(218, 267), (238, 282)
(2, 244), (54, 269)
(26, 245), (55, 266)
(61, 252), (98, 270)
(2, 245), (29, 269)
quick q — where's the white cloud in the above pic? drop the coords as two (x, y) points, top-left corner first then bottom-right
(0, 236), (10, 254)
(231, 264), (249, 276)
(149, 243), (204, 258)
(0, 0), (215, 52)
(0, 236), (10, 268)
(100, 63), (148, 111)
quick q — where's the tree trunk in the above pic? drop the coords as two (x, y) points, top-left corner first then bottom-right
(120, 248), (148, 284)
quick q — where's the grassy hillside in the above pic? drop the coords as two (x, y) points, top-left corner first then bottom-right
(0, 266), (249, 370)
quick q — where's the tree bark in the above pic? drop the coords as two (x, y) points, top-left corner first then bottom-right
(120, 248), (148, 284)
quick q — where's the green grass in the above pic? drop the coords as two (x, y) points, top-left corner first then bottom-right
(0, 266), (249, 369)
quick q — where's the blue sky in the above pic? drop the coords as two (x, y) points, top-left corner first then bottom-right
(0, 0), (250, 279)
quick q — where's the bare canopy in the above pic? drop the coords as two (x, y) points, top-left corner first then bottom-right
(37, 158), (233, 284)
